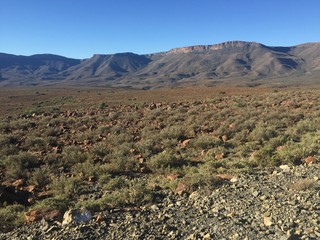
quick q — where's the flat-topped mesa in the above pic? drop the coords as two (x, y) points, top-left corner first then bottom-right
(167, 41), (262, 54)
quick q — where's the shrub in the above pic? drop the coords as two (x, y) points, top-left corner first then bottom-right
(4, 152), (38, 179)
(249, 125), (277, 144)
(102, 155), (136, 174)
(71, 160), (97, 180)
(32, 196), (70, 212)
(28, 165), (52, 189)
(179, 166), (221, 193)
(289, 179), (317, 191)
(160, 126), (185, 140)
(192, 134), (220, 150)
(24, 136), (46, 151)
(50, 176), (85, 198)
(79, 180), (153, 211)
(44, 127), (59, 137)
(0, 204), (25, 232)
(147, 150), (184, 173)
(62, 146), (87, 167)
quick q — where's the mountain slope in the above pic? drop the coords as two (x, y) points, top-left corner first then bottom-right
(0, 41), (320, 88)
(0, 53), (80, 86)
(60, 53), (151, 83)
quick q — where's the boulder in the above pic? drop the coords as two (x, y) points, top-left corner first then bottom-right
(25, 208), (62, 223)
(62, 208), (92, 226)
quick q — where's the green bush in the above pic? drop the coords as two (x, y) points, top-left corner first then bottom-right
(147, 150), (185, 173)
(50, 176), (85, 198)
(29, 165), (51, 189)
(32, 196), (70, 212)
(62, 146), (87, 167)
(4, 152), (38, 179)
(0, 204), (25, 232)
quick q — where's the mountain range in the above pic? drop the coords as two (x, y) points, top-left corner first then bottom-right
(1, 41), (320, 88)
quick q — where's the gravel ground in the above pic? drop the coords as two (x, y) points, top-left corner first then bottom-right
(1, 164), (319, 240)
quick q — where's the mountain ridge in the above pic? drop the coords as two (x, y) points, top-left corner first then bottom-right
(1, 41), (320, 88)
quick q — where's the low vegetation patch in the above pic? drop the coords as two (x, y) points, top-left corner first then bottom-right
(1, 87), (320, 231)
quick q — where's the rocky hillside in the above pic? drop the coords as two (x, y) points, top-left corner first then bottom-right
(1, 41), (320, 88)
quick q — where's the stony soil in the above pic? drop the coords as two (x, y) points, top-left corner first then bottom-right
(0, 164), (319, 240)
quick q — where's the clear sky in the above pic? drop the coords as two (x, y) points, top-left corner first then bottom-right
(1, 0), (320, 59)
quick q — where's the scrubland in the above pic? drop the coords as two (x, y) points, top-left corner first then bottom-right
(0, 86), (319, 231)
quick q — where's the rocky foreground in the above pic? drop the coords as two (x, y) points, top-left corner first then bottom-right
(1, 164), (319, 240)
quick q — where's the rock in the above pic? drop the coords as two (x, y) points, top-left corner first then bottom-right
(166, 174), (179, 181)
(25, 208), (62, 223)
(221, 135), (228, 142)
(35, 190), (54, 200)
(304, 156), (315, 164)
(12, 179), (25, 189)
(230, 177), (238, 183)
(150, 205), (159, 211)
(264, 217), (273, 227)
(276, 146), (285, 151)
(215, 153), (225, 160)
(175, 182), (189, 195)
(182, 139), (191, 147)
(40, 218), (49, 231)
(279, 165), (291, 173)
(216, 174), (234, 180)
(96, 213), (104, 222)
(252, 191), (260, 197)
(189, 191), (200, 201)
(88, 176), (97, 182)
(62, 208), (92, 226)
(203, 233), (212, 239)
(0, 160), (319, 239)
(26, 185), (36, 193)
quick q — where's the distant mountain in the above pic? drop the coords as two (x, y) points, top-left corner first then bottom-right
(1, 41), (320, 88)
(0, 53), (80, 86)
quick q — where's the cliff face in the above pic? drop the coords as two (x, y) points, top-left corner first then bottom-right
(167, 41), (263, 54)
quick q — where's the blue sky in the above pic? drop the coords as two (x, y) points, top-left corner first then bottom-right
(1, 0), (319, 59)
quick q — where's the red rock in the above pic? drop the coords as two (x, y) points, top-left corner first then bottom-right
(12, 179), (25, 189)
(182, 139), (191, 147)
(35, 191), (53, 200)
(215, 153), (225, 160)
(175, 182), (189, 195)
(166, 174), (180, 181)
(25, 208), (62, 223)
(26, 185), (36, 192)
(276, 146), (285, 151)
(304, 156), (315, 164)
(222, 135), (228, 142)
